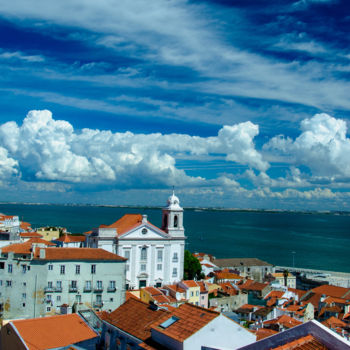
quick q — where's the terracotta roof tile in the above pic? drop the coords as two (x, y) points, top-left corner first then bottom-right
(56, 234), (86, 243)
(10, 314), (97, 350)
(1, 239), (54, 254)
(256, 328), (278, 340)
(101, 298), (170, 341)
(34, 247), (126, 261)
(322, 316), (347, 329)
(271, 334), (328, 350)
(20, 232), (43, 238)
(264, 315), (302, 329)
(265, 291), (285, 299)
(181, 280), (199, 288)
(311, 285), (350, 299)
(150, 303), (219, 342)
(165, 284), (186, 293)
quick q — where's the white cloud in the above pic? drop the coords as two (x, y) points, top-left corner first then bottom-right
(0, 50), (44, 62)
(0, 110), (266, 187)
(264, 113), (350, 178)
(0, 147), (18, 183)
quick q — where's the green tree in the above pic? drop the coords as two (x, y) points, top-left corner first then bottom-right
(184, 250), (204, 280)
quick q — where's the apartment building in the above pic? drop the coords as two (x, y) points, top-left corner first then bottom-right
(0, 242), (126, 320)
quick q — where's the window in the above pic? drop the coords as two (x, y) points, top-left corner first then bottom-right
(46, 294), (52, 302)
(196, 291), (199, 296)
(60, 265), (65, 275)
(71, 280), (77, 288)
(22, 293), (26, 299)
(22, 303), (26, 307)
(191, 291), (194, 297)
(126, 264), (130, 272)
(48, 264), (53, 271)
(96, 280), (103, 289)
(157, 264), (162, 271)
(57, 295), (61, 302)
(8, 264), (12, 273)
(48, 281), (53, 288)
(109, 281), (116, 289)
(172, 268), (177, 277)
(27, 266), (30, 271)
(0, 280), (2, 286)
(23, 282), (26, 287)
(201, 295), (205, 300)
(85, 280), (92, 290)
(6, 280), (12, 287)
(124, 250), (130, 260)
(96, 294), (102, 303)
(22, 265), (27, 273)
(160, 316), (179, 329)
(56, 281), (62, 291)
(141, 264), (146, 271)
(46, 307), (51, 312)
(75, 265), (80, 275)
(140, 247), (147, 261)
(110, 298), (114, 302)
(174, 215), (178, 228)
(0, 262), (4, 269)
(173, 253), (178, 263)
(75, 295), (81, 303)
(91, 264), (96, 274)
(157, 250), (163, 262)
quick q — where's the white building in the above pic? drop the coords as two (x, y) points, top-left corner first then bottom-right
(0, 242), (126, 320)
(86, 192), (186, 289)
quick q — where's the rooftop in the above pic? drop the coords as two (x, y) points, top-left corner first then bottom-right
(9, 313), (97, 350)
(34, 247), (126, 261)
(213, 258), (273, 268)
(100, 298), (170, 341)
(271, 334), (328, 350)
(311, 285), (350, 299)
(150, 303), (219, 342)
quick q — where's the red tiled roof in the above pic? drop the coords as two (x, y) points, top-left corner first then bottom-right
(20, 232), (43, 238)
(271, 334), (328, 350)
(288, 288), (307, 300)
(256, 328), (278, 340)
(319, 305), (342, 317)
(10, 314), (97, 350)
(56, 234), (86, 243)
(150, 303), (219, 342)
(265, 291), (285, 299)
(181, 280), (199, 288)
(323, 296), (350, 305)
(240, 280), (269, 291)
(264, 315), (302, 329)
(101, 298), (170, 341)
(34, 247), (126, 261)
(311, 285), (350, 299)
(165, 284), (186, 293)
(215, 271), (243, 280)
(322, 316), (347, 329)
(1, 239), (54, 254)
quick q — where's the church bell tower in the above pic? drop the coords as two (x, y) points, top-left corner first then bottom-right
(161, 190), (185, 238)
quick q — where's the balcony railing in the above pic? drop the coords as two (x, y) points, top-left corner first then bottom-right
(83, 286), (92, 292)
(94, 286), (104, 292)
(93, 301), (103, 308)
(44, 287), (55, 293)
(55, 287), (62, 292)
(107, 287), (116, 292)
(69, 286), (78, 293)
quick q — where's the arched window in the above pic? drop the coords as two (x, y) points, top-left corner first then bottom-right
(163, 214), (168, 228)
(141, 247), (147, 261)
(174, 215), (178, 228)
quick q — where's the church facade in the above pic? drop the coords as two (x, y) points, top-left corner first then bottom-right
(85, 192), (186, 289)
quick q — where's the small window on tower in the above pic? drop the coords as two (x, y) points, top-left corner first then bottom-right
(163, 214), (168, 228)
(174, 215), (178, 228)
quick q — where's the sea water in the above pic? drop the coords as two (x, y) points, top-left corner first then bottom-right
(1, 203), (349, 273)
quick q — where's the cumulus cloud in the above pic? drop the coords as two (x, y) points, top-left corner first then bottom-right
(0, 110), (266, 188)
(264, 113), (350, 179)
(0, 147), (18, 182)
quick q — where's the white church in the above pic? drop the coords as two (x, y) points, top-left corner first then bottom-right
(85, 192), (186, 289)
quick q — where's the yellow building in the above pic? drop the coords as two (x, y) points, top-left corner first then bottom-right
(272, 272), (296, 288)
(36, 226), (63, 241)
(179, 280), (201, 306)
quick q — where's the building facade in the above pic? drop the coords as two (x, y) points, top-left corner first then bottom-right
(86, 192), (186, 289)
(0, 243), (126, 320)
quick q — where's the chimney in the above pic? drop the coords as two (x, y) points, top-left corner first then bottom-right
(142, 215), (148, 224)
(39, 248), (46, 259)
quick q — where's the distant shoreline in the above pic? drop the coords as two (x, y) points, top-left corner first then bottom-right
(0, 201), (349, 215)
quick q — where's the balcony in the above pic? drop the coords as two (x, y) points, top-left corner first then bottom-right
(83, 286), (92, 292)
(107, 287), (116, 292)
(69, 286), (78, 293)
(94, 286), (104, 293)
(44, 287), (55, 293)
(55, 287), (62, 293)
(93, 301), (103, 308)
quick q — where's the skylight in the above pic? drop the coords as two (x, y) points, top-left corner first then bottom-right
(159, 316), (179, 329)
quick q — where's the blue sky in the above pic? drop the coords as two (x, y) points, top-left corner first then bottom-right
(0, 0), (350, 210)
